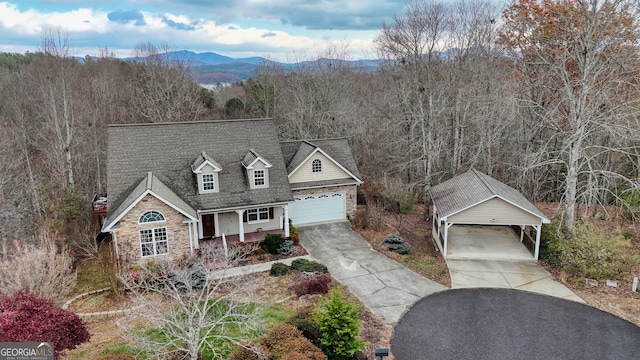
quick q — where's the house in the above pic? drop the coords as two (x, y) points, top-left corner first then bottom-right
(430, 169), (550, 260)
(101, 118), (363, 265)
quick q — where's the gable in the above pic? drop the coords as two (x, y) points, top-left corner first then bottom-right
(289, 151), (353, 183)
(102, 172), (198, 232)
(430, 169), (549, 223)
(448, 197), (542, 225)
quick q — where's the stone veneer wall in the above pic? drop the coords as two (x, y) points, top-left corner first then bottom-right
(114, 194), (191, 266)
(292, 184), (358, 216)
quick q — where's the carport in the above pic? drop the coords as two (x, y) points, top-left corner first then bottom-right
(430, 169), (550, 260)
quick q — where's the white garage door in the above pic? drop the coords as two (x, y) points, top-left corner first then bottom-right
(289, 192), (346, 225)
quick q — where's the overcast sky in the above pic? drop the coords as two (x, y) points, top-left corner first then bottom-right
(0, 1), (503, 62)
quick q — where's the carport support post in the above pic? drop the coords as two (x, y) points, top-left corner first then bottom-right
(533, 224), (541, 260)
(443, 222), (453, 256)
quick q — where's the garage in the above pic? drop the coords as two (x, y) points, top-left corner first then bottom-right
(430, 169), (550, 260)
(289, 191), (345, 225)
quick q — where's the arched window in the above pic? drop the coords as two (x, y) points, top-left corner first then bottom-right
(139, 210), (165, 223)
(312, 159), (322, 173)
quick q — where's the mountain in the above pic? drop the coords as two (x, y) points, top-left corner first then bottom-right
(187, 53), (379, 84)
(77, 50), (379, 84)
(153, 51), (379, 84)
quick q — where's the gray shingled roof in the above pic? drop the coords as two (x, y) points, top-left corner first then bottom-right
(192, 151), (221, 171)
(280, 138), (362, 181)
(103, 172), (198, 231)
(430, 169), (549, 222)
(106, 119), (294, 221)
(241, 149), (272, 168)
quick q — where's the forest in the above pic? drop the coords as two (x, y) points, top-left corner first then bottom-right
(1, 0), (640, 253)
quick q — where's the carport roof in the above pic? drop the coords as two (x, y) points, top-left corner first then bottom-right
(430, 169), (549, 223)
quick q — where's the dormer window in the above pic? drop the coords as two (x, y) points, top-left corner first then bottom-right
(242, 149), (272, 190)
(253, 169), (265, 187)
(202, 173), (216, 191)
(192, 151), (222, 194)
(312, 159), (322, 173)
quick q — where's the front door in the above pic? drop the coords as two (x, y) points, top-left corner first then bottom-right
(202, 214), (215, 238)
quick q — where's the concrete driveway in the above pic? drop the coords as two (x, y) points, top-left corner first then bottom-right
(445, 226), (583, 302)
(392, 288), (640, 360)
(298, 221), (447, 324)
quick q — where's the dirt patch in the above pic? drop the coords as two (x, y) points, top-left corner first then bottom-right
(543, 265), (640, 327)
(354, 204), (450, 287)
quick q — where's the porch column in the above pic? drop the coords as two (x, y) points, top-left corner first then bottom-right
(520, 225), (525, 242)
(236, 210), (245, 242)
(283, 205), (290, 237)
(214, 213), (220, 237)
(533, 224), (541, 260)
(193, 221), (200, 249)
(188, 222), (193, 255)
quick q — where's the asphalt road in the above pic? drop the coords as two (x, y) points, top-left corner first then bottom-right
(391, 288), (640, 360)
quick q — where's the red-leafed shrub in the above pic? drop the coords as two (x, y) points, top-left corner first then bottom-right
(0, 291), (90, 359)
(294, 273), (332, 297)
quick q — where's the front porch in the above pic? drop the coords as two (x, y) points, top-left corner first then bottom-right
(199, 228), (286, 246)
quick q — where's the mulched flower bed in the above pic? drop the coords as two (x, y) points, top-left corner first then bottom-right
(235, 245), (308, 267)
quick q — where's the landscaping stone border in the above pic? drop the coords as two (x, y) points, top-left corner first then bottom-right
(62, 287), (138, 320)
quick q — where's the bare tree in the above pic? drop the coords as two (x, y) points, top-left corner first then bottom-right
(376, 0), (458, 219)
(0, 228), (76, 304)
(117, 244), (263, 360)
(499, 0), (640, 230)
(36, 29), (79, 190)
(130, 42), (207, 123)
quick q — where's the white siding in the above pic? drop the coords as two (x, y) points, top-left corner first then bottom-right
(216, 208), (283, 235)
(289, 152), (350, 183)
(448, 198), (541, 225)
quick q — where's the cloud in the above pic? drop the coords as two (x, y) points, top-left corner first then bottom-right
(130, 0), (406, 30)
(0, 1), (383, 61)
(107, 10), (146, 26)
(161, 17), (196, 31)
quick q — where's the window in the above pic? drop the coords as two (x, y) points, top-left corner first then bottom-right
(312, 159), (322, 173)
(140, 227), (168, 256)
(202, 173), (215, 191)
(246, 208), (270, 223)
(253, 170), (265, 186)
(139, 210), (165, 223)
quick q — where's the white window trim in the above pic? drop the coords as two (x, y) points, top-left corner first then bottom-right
(199, 172), (219, 194)
(252, 169), (268, 188)
(246, 208), (270, 224)
(139, 227), (169, 257)
(138, 210), (166, 224)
